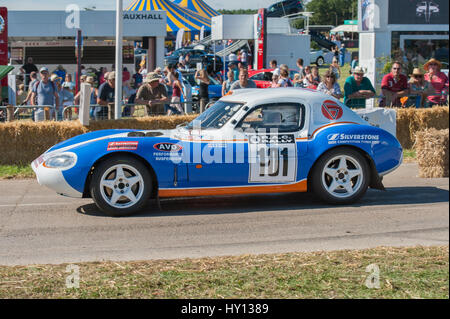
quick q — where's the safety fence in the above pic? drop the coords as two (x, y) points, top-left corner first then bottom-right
(345, 93), (448, 109)
(0, 100), (201, 122)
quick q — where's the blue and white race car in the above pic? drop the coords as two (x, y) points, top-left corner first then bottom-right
(32, 88), (403, 216)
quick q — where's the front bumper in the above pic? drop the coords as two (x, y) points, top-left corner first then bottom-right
(32, 157), (83, 198)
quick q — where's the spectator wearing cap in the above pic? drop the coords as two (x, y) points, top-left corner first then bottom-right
(380, 61), (409, 107)
(135, 72), (168, 116)
(424, 58), (449, 106)
(343, 66), (376, 108)
(31, 67), (59, 121)
(96, 71), (116, 120)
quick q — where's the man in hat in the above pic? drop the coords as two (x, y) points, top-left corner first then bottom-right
(31, 67), (59, 121)
(424, 58), (449, 106)
(343, 66), (376, 108)
(381, 61), (409, 107)
(96, 71), (116, 120)
(135, 72), (168, 116)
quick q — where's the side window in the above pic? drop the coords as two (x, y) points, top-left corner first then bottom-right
(238, 103), (305, 132)
(263, 72), (274, 81)
(250, 72), (265, 81)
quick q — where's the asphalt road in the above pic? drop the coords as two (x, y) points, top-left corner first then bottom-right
(0, 163), (448, 266)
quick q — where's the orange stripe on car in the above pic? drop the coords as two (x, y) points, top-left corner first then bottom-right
(159, 180), (307, 197)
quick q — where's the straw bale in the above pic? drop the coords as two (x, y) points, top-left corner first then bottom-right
(0, 115), (197, 166)
(415, 128), (449, 178)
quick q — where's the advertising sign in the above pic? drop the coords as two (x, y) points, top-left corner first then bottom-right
(0, 7), (8, 87)
(389, 0), (449, 24)
(256, 8), (267, 70)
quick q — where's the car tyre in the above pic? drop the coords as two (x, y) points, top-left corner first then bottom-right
(90, 156), (152, 217)
(311, 148), (370, 204)
(316, 56), (325, 66)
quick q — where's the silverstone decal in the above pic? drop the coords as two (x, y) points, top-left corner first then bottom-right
(322, 100), (343, 121)
(153, 143), (183, 152)
(327, 133), (380, 145)
(107, 141), (139, 151)
(248, 135), (297, 183)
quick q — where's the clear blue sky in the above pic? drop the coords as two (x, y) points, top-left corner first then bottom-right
(1, 0), (282, 11)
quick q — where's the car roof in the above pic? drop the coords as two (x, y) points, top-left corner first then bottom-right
(221, 87), (332, 104)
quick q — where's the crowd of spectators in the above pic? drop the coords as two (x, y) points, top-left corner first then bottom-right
(3, 50), (448, 123)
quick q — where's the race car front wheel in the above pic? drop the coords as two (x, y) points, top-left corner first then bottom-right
(90, 156), (152, 217)
(311, 148), (370, 204)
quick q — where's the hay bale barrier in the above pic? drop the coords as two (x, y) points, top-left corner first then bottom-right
(415, 129), (449, 178)
(396, 107), (449, 149)
(0, 115), (197, 166)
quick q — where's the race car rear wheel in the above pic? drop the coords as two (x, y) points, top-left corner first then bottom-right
(311, 148), (370, 204)
(90, 156), (152, 217)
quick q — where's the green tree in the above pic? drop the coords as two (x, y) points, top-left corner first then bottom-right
(306, 0), (358, 26)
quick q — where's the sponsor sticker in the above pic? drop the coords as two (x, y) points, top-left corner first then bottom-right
(327, 133), (380, 145)
(33, 155), (44, 169)
(153, 143), (183, 152)
(248, 134), (295, 145)
(322, 100), (343, 121)
(107, 141), (139, 151)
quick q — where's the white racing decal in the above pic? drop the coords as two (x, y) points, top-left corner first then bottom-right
(327, 133), (380, 145)
(248, 134), (297, 183)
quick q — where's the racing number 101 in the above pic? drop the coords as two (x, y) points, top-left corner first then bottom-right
(258, 147), (289, 177)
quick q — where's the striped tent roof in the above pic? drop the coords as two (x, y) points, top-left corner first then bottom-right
(126, 0), (211, 32)
(172, 0), (219, 18)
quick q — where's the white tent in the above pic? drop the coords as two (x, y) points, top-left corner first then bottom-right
(331, 24), (358, 33)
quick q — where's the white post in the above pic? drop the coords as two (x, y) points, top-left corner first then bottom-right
(79, 83), (91, 126)
(115, 0), (123, 120)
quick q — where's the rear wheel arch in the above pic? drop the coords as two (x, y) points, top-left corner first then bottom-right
(83, 152), (159, 199)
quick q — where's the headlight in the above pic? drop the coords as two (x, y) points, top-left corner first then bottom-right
(43, 153), (77, 169)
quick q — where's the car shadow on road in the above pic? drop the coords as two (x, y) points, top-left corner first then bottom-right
(76, 186), (449, 218)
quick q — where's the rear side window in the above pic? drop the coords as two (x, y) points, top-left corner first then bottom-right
(238, 103), (306, 133)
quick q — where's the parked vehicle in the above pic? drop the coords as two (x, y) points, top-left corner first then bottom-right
(248, 68), (299, 88)
(310, 50), (325, 66)
(267, 0), (304, 17)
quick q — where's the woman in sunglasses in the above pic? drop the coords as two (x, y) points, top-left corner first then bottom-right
(408, 68), (433, 108)
(317, 70), (343, 99)
(424, 58), (449, 107)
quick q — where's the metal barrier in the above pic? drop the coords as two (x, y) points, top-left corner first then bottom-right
(345, 93), (448, 109)
(0, 105), (56, 122)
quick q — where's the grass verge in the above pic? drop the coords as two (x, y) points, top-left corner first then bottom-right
(0, 165), (34, 179)
(0, 246), (447, 299)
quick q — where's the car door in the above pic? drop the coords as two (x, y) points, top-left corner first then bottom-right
(237, 102), (307, 185)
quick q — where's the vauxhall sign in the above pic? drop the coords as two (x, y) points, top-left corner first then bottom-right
(123, 13), (164, 21)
